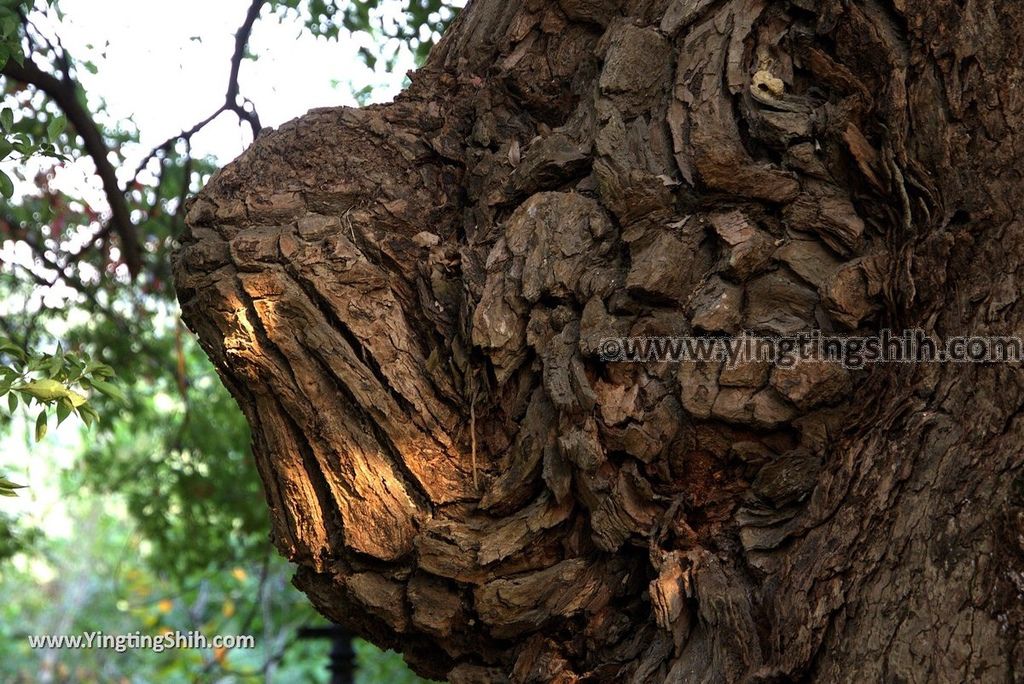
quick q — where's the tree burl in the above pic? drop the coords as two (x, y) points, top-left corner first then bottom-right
(174, 1), (1024, 681)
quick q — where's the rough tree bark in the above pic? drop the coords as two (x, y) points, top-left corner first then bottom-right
(173, 0), (1024, 681)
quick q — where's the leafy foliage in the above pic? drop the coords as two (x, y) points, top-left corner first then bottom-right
(0, 0), (26, 73)
(0, 104), (67, 199)
(0, 510), (39, 560)
(69, 315), (269, 578)
(0, 0), (66, 198)
(271, 0), (462, 69)
(0, 495), (332, 682)
(0, 340), (119, 431)
(0, 339), (123, 497)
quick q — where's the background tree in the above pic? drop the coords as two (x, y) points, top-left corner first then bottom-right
(1, 0), (460, 680)
(175, 0), (1024, 682)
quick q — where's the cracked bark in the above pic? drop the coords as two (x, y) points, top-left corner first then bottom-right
(173, 0), (1024, 681)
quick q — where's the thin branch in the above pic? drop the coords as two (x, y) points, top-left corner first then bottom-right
(2, 213), (105, 308)
(226, 0), (265, 138)
(129, 0), (265, 185)
(129, 107), (225, 182)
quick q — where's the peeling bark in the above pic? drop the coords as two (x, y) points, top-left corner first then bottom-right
(174, 0), (1024, 681)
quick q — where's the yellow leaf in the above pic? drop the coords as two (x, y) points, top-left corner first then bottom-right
(157, 599), (173, 614)
(222, 600), (235, 618)
(19, 379), (68, 402)
(231, 567), (247, 583)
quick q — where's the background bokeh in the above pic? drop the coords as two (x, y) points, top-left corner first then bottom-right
(0, 1), (463, 680)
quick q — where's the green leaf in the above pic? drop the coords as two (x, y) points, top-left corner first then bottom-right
(89, 378), (126, 404)
(47, 115), (67, 142)
(7, 391), (16, 413)
(0, 340), (25, 361)
(35, 409), (47, 442)
(56, 396), (73, 425)
(47, 349), (63, 377)
(78, 403), (98, 427)
(88, 363), (116, 379)
(0, 107), (12, 131)
(0, 473), (24, 496)
(0, 476), (25, 490)
(0, 168), (12, 200)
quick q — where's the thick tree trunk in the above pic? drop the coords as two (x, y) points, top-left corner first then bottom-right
(173, 0), (1024, 681)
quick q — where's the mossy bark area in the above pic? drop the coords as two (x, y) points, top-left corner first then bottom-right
(174, 1), (1024, 681)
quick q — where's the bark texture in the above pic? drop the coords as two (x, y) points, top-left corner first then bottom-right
(173, 0), (1024, 681)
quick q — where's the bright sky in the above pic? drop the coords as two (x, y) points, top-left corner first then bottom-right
(0, 0), (460, 549)
(43, 0), (429, 183)
(61, 0), (426, 162)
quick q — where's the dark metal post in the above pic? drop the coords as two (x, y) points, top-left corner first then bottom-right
(297, 625), (355, 684)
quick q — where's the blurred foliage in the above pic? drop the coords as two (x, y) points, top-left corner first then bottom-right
(0, 338), (125, 497)
(0, 0), (22, 65)
(0, 0), (65, 198)
(355, 638), (439, 684)
(0, 510), (39, 560)
(62, 310), (266, 577)
(0, 492), (333, 682)
(271, 0), (460, 69)
(0, 0), (461, 680)
(0, 104), (66, 199)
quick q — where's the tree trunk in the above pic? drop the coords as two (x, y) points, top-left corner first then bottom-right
(172, 0), (1024, 681)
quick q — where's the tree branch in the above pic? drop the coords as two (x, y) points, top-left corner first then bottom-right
(2, 0), (266, 282)
(1, 58), (142, 278)
(130, 0), (265, 184)
(225, 0), (265, 139)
